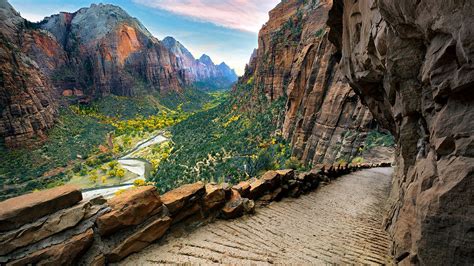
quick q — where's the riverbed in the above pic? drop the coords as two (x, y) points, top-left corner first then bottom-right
(82, 133), (169, 199)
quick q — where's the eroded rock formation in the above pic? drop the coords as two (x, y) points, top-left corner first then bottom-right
(36, 3), (185, 96)
(0, 1), (237, 147)
(0, 0), (58, 148)
(162, 36), (238, 90)
(238, 0), (376, 165)
(327, 0), (474, 264)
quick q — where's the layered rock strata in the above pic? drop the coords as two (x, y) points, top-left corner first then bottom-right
(0, 0), (58, 148)
(35, 3), (185, 97)
(0, 2), (237, 147)
(327, 0), (474, 264)
(238, 0), (376, 165)
(0, 159), (389, 264)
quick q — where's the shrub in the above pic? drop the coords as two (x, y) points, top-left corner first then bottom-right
(108, 161), (118, 169)
(284, 157), (304, 170)
(351, 157), (364, 164)
(133, 179), (146, 187)
(336, 158), (348, 165)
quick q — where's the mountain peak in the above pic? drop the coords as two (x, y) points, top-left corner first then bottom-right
(41, 2), (152, 45)
(162, 36), (195, 60)
(199, 54), (214, 65)
(162, 36), (177, 44)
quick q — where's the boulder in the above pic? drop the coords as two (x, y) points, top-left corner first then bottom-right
(248, 178), (268, 200)
(298, 170), (321, 189)
(8, 229), (94, 266)
(232, 181), (251, 198)
(243, 198), (256, 214)
(172, 203), (202, 224)
(275, 169), (295, 184)
(221, 190), (245, 219)
(221, 183), (233, 200)
(260, 187), (286, 202)
(107, 217), (171, 262)
(161, 182), (205, 215)
(0, 185), (82, 232)
(203, 184), (226, 212)
(96, 186), (163, 237)
(261, 170), (281, 190)
(0, 199), (103, 255)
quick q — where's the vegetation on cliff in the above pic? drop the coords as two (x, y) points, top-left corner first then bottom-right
(151, 82), (307, 193)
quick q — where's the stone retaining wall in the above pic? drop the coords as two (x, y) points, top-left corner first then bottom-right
(0, 162), (391, 265)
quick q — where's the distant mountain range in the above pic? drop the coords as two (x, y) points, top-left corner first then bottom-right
(162, 36), (238, 91)
(0, 1), (237, 147)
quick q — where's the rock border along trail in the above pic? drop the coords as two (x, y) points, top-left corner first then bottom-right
(120, 167), (393, 265)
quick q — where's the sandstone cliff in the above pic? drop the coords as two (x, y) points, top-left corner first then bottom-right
(35, 4), (185, 96)
(327, 0), (474, 264)
(0, 2), (237, 147)
(238, 0), (375, 165)
(162, 36), (238, 90)
(0, 0), (58, 148)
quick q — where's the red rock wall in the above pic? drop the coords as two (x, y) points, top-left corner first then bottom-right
(0, 1), (58, 148)
(36, 5), (186, 97)
(239, 0), (374, 165)
(0, 2), (188, 147)
(328, 0), (474, 264)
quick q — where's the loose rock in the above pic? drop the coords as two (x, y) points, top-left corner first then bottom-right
(0, 185), (82, 232)
(107, 217), (171, 262)
(161, 182), (205, 215)
(96, 186), (163, 237)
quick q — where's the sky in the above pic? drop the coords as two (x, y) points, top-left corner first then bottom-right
(9, 0), (281, 75)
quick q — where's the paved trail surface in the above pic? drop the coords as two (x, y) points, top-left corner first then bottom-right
(120, 168), (393, 265)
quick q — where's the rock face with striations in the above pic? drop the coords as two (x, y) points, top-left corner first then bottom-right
(35, 3), (185, 96)
(0, 2), (240, 147)
(162, 36), (238, 90)
(237, 0), (374, 164)
(0, 0), (58, 148)
(327, 0), (474, 264)
(0, 2), (189, 147)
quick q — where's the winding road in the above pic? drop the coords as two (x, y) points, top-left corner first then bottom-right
(120, 167), (394, 265)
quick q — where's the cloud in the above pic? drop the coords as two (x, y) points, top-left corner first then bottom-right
(133, 0), (280, 32)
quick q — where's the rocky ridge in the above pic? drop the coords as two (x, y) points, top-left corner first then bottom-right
(327, 0), (474, 264)
(0, 1), (237, 147)
(34, 3), (185, 97)
(162, 36), (238, 90)
(237, 0), (376, 165)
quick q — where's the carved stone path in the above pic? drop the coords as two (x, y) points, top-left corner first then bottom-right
(120, 168), (393, 265)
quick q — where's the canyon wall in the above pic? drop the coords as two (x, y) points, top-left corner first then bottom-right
(238, 0), (375, 165)
(0, 0), (58, 148)
(327, 0), (474, 264)
(0, 1), (237, 147)
(35, 3), (185, 97)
